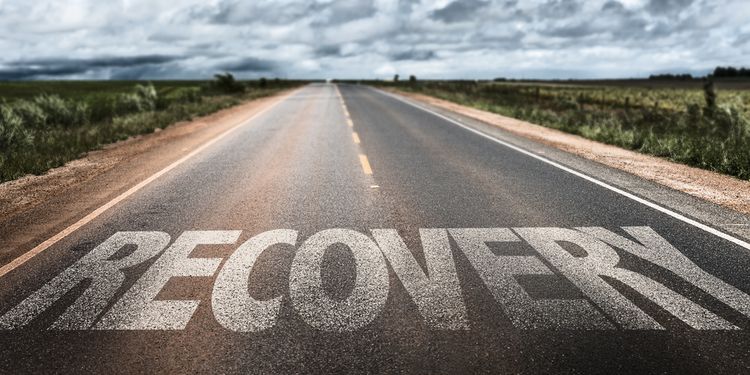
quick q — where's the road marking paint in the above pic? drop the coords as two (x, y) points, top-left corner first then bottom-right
(290, 229), (389, 331)
(336, 85), (372, 178)
(376, 88), (750, 251)
(0, 89), (299, 279)
(359, 154), (373, 175)
(6, 226), (750, 331)
(370, 185), (380, 188)
(335, 84), (354, 127)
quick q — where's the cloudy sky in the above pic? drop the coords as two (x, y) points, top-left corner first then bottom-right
(0, 0), (747, 80)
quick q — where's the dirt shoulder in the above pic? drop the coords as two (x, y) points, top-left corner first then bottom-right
(0, 90), (293, 259)
(391, 89), (750, 216)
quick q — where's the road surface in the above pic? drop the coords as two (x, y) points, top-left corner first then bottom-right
(2, 83), (750, 373)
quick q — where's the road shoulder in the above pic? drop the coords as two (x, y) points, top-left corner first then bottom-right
(380, 87), (750, 241)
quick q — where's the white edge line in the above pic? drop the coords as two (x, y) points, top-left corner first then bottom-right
(375, 87), (750, 251)
(0, 89), (300, 278)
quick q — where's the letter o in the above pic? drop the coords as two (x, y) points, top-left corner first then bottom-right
(289, 229), (389, 331)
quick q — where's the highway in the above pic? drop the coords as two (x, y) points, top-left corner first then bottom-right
(2, 83), (750, 373)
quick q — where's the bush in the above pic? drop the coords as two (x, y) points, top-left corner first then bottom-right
(72, 102), (90, 127)
(33, 94), (75, 127)
(114, 84), (158, 115)
(135, 84), (158, 111)
(116, 93), (146, 114)
(13, 100), (48, 129)
(211, 73), (245, 94)
(86, 95), (118, 123)
(168, 87), (202, 104)
(0, 105), (33, 169)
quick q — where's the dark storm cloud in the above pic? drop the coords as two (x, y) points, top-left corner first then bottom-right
(217, 58), (276, 72)
(646, 0), (695, 15)
(390, 50), (436, 61)
(0, 66), (87, 80)
(545, 23), (595, 38)
(431, 0), (490, 23)
(23, 55), (178, 69)
(0, 55), (180, 79)
(311, 0), (378, 26)
(601, 0), (626, 12)
(538, 0), (582, 18)
(108, 64), (180, 80)
(205, 1), (314, 26)
(314, 45), (342, 58)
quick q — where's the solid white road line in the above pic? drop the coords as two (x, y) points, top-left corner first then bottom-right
(376, 88), (750, 251)
(0, 89), (300, 279)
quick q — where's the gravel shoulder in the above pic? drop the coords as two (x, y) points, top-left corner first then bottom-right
(391, 89), (750, 216)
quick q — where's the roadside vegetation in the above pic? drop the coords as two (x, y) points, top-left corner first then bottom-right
(0, 74), (301, 182)
(376, 74), (750, 180)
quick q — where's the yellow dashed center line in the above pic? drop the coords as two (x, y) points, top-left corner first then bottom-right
(336, 84), (374, 177)
(359, 154), (373, 175)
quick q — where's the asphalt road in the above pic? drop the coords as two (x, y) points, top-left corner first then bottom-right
(2, 83), (750, 373)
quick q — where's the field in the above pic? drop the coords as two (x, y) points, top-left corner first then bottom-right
(377, 79), (750, 180)
(0, 77), (302, 182)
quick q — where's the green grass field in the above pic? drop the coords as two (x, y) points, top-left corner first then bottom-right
(377, 79), (750, 180)
(0, 77), (302, 182)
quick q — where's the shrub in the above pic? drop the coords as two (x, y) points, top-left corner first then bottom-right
(13, 100), (48, 128)
(211, 72), (245, 93)
(72, 102), (90, 127)
(135, 84), (158, 111)
(0, 105), (33, 167)
(116, 93), (146, 114)
(33, 94), (76, 127)
(86, 95), (119, 123)
(168, 87), (202, 104)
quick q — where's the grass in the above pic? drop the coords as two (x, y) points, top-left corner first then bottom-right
(374, 79), (750, 180)
(0, 78), (303, 182)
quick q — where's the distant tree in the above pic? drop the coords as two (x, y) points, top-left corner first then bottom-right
(259, 77), (268, 88)
(712, 66), (750, 78)
(211, 72), (245, 93)
(393, 74), (399, 82)
(649, 73), (693, 80)
(493, 77), (507, 82)
(409, 75), (417, 84)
